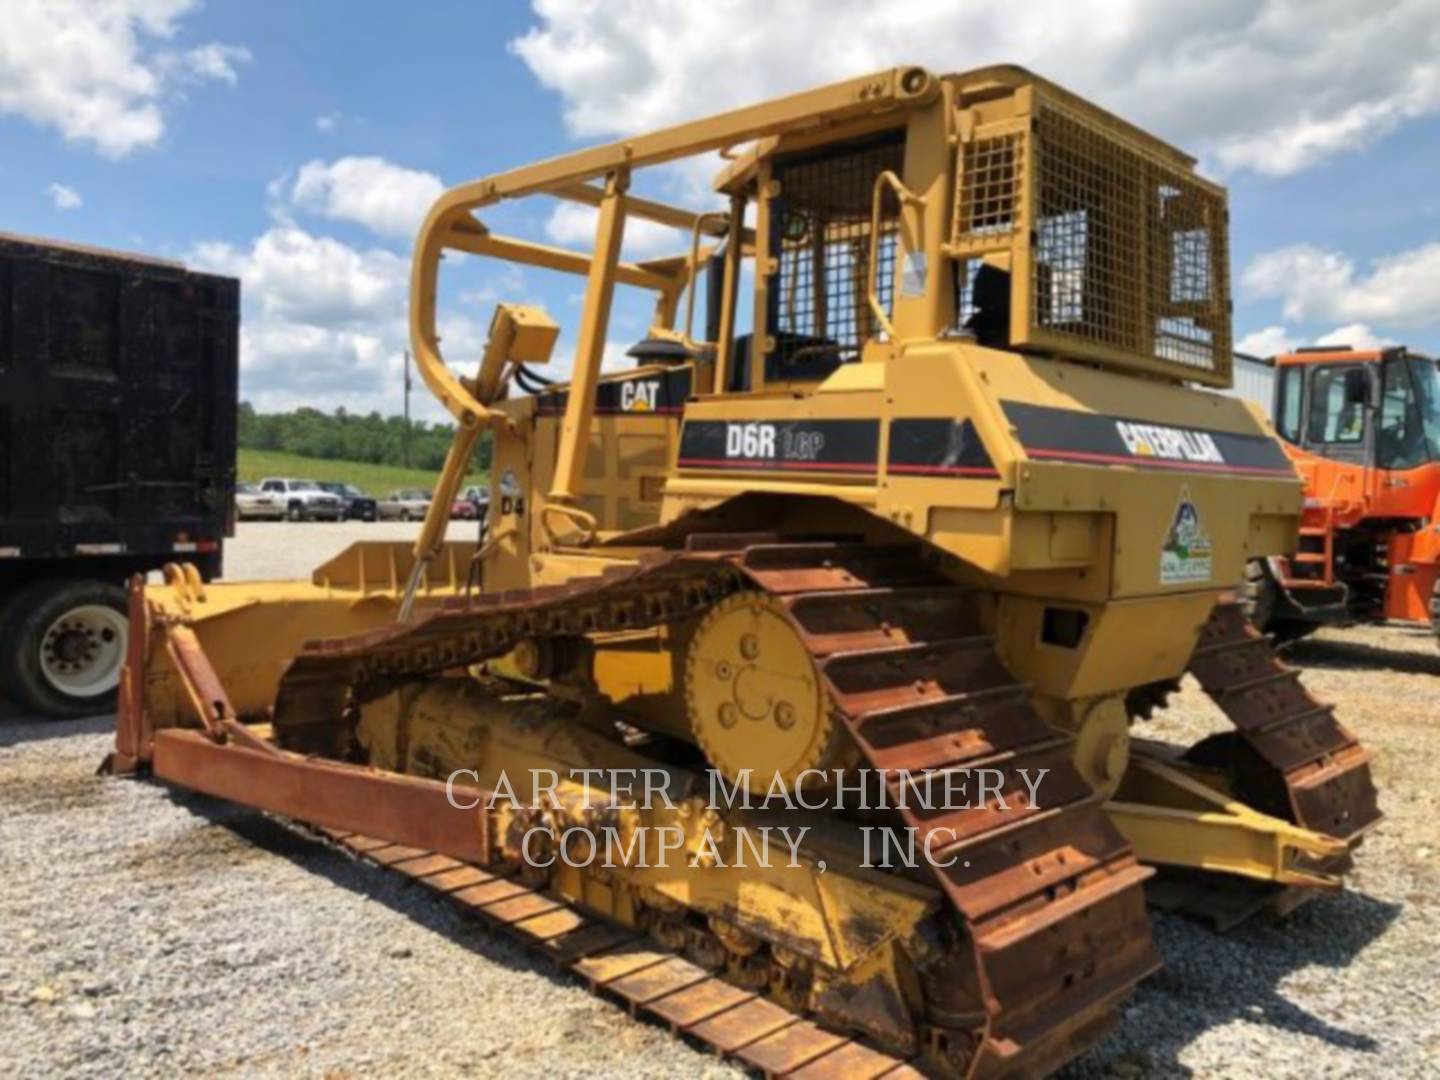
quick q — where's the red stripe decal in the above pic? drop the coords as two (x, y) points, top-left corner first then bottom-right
(889, 464), (1001, 478)
(539, 406), (684, 416)
(1027, 448), (1292, 475)
(677, 457), (875, 473)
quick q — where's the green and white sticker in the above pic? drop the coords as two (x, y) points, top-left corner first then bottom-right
(1160, 488), (1212, 585)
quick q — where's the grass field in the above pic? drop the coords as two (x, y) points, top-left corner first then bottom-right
(237, 448), (484, 496)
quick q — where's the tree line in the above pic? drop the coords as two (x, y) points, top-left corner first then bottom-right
(237, 403), (492, 472)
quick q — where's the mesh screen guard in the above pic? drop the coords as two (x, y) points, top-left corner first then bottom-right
(766, 131), (905, 381)
(951, 92), (1232, 385)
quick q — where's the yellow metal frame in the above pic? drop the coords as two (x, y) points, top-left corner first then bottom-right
(865, 170), (925, 342)
(409, 66), (941, 430)
(407, 64), (1233, 562)
(1111, 752), (1351, 888)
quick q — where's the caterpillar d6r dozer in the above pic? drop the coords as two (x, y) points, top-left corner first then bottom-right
(110, 65), (1381, 1077)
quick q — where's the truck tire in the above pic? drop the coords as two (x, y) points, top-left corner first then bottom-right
(1431, 577), (1440, 644)
(1240, 559), (1314, 644)
(1240, 559), (1277, 630)
(288, 500), (304, 522)
(0, 579), (129, 718)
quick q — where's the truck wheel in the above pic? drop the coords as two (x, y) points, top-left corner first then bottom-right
(288, 501), (304, 522)
(1240, 560), (1277, 631)
(1240, 559), (1316, 644)
(1431, 577), (1440, 643)
(1, 579), (128, 718)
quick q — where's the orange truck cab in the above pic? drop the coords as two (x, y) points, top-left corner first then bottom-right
(1252, 346), (1440, 639)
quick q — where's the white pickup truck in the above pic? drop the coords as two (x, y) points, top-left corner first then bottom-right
(258, 478), (345, 522)
(379, 489), (432, 521)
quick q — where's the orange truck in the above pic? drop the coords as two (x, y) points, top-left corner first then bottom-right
(1239, 346), (1440, 641)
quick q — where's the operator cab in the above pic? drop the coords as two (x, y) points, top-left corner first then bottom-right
(1274, 346), (1440, 470)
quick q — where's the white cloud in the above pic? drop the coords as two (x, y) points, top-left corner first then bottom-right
(287, 156), (445, 239)
(1313, 323), (1397, 351)
(459, 264), (529, 308)
(189, 226), (484, 416)
(0, 0), (249, 157)
(1236, 326), (1295, 358)
(1236, 322), (1398, 358)
(602, 340), (635, 373)
(162, 42), (251, 85)
(511, 0), (1440, 178)
(1243, 242), (1440, 327)
(193, 227), (408, 326)
(45, 183), (82, 210)
(543, 201), (687, 259)
(315, 111), (341, 133)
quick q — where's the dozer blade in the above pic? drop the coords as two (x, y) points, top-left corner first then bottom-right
(138, 720), (922, 1077)
(109, 540), (477, 772)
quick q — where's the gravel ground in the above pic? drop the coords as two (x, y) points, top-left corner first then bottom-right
(2, 522), (1438, 1077)
(1065, 620), (1440, 1079)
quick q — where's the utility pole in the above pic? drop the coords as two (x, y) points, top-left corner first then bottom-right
(402, 348), (412, 468)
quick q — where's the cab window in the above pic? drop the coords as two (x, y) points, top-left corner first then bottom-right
(764, 130), (905, 384)
(1276, 365), (1303, 442)
(1378, 358), (1426, 469)
(1306, 365), (1366, 444)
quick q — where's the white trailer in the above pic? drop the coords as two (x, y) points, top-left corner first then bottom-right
(1219, 351), (1276, 414)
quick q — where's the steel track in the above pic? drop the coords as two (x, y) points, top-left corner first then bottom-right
(272, 537), (1165, 1076)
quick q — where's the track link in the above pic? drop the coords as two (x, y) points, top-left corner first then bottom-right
(272, 539), (1161, 1077)
(1184, 601), (1381, 844)
(315, 828), (921, 1078)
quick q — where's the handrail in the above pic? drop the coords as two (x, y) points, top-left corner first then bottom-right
(682, 211), (729, 351)
(541, 502), (599, 546)
(409, 68), (938, 421)
(866, 170), (925, 343)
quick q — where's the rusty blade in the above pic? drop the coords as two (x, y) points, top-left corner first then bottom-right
(150, 729), (490, 864)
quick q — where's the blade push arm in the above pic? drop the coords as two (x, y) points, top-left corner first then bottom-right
(398, 304), (558, 622)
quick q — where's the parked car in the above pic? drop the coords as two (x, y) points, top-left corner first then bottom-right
(258, 478), (344, 522)
(462, 485), (491, 512)
(318, 482), (378, 522)
(463, 475), (521, 509)
(379, 489), (432, 521)
(235, 483), (285, 521)
(450, 497), (478, 520)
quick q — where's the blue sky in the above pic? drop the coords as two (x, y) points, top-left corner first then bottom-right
(4, 1), (1439, 419)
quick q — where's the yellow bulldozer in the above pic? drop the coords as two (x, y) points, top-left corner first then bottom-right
(109, 65), (1380, 1077)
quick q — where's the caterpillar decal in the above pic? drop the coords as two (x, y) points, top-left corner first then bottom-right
(537, 367), (693, 417)
(1002, 401), (1294, 477)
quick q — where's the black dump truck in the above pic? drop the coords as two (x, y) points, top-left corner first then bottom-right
(0, 232), (238, 717)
